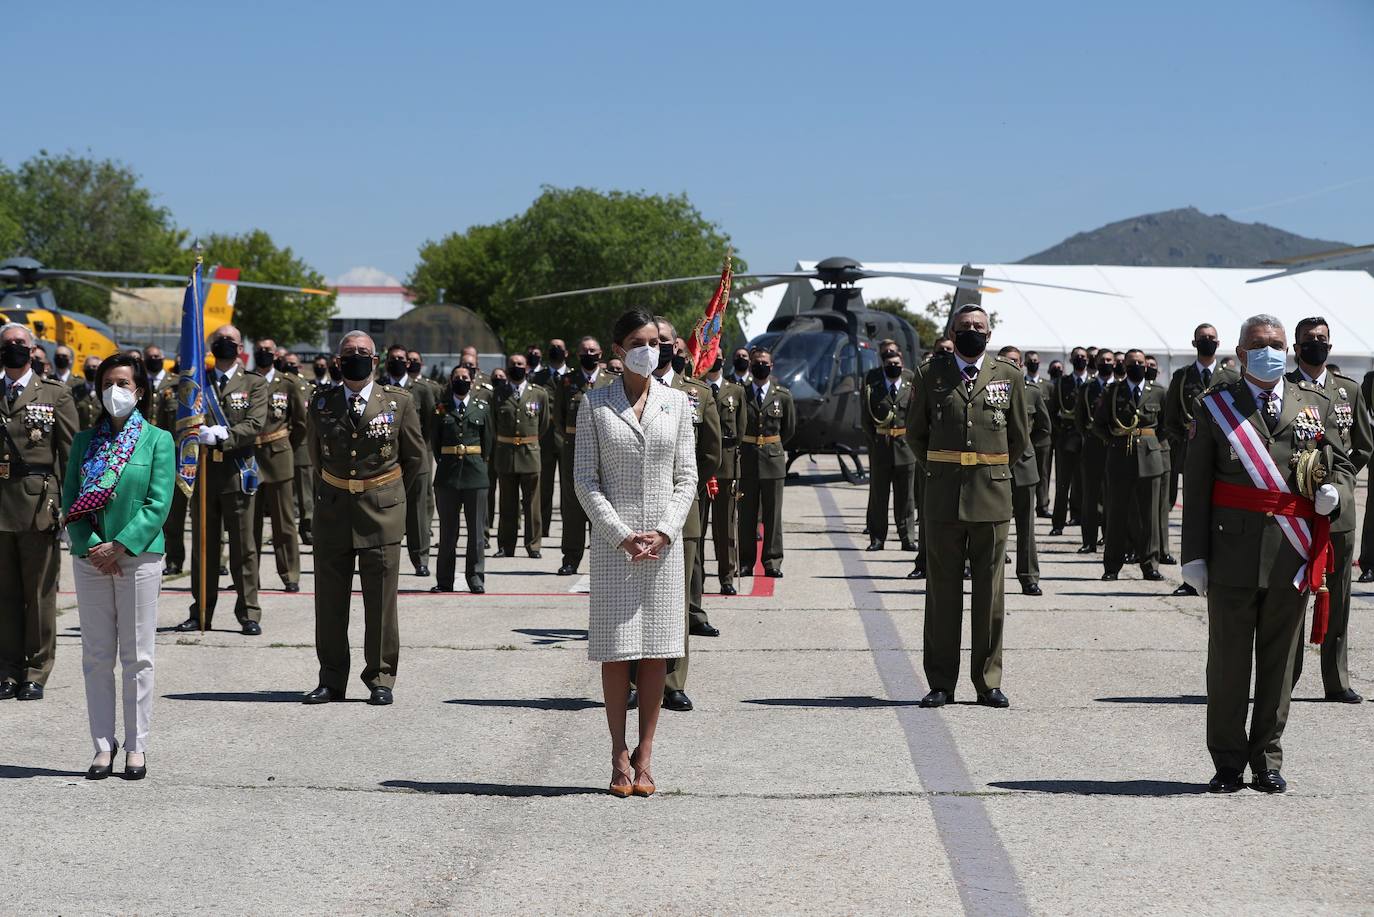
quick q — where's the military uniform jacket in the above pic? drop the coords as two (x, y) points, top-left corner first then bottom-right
(254, 372), (308, 484)
(905, 353), (1029, 524)
(71, 381), (103, 430)
(861, 377), (917, 468)
(1014, 381), (1052, 487)
(288, 373), (317, 469)
(493, 382), (550, 475)
(0, 374), (78, 533)
(1029, 379), (1054, 448)
(672, 374), (722, 541)
(739, 381), (795, 481)
(1182, 377), (1355, 589)
(1092, 377), (1169, 477)
(1075, 376), (1113, 446)
(389, 378), (436, 453)
(1285, 369), (1372, 535)
(144, 373), (179, 431)
(204, 369), (268, 495)
(553, 369), (616, 454)
(1048, 374), (1087, 452)
(432, 392), (493, 491)
(708, 378), (746, 480)
(308, 383), (425, 549)
(1162, 362), (1238, 454)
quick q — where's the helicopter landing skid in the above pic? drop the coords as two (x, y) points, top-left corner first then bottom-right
(785, 447), (868, 483)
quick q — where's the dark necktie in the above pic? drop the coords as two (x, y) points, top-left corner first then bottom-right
(711, 382), (719, 396)
(1201, 368), (1212, 388)
(889, 382), (897, 399)
(457, 399), (466, 418)
(1260, 391), (1278, 432)
(755, 386), (764, 408)
(963, 364), (978, 393)
(349, 394), (363, 427)
(1132, 385), (1141, 404)
(6, 382), (22, 405)
(217, 373), (228, 393)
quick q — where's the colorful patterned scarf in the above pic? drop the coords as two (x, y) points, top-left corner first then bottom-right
(67, 410), (145, 525)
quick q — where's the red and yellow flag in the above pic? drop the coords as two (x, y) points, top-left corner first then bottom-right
(688, 252), (732, 377)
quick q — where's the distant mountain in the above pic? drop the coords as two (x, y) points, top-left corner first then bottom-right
(1019, 207), (1351, 269)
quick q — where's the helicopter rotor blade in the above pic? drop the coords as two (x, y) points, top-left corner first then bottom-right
(36, 269), (332, 296)
(1258, 243), (1374, 267)
(56, 275), (154, 302)
(1248, 246), (1374, 282)
(863, 270), (1125, 297)
(516, 272), (811, 302)
(732, 277), (796, 297)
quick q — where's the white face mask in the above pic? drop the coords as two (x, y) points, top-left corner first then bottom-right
(102, 385), (139, 419)
(622, 344), (659, 379)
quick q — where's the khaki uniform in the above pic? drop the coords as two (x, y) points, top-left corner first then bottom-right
(906, 353), (1029, 696)
(71, 381), (103, 430)
(706, 377), (746, 589)
(737, 380), (796, 575)
(668, 373), (722, 694)
(493, 381), (550, 555)
(1029, 377), (1054, 513)
(554, 369), (616, 570)
(1094, 377), (1168, 575)
(190, 369), (268, 627)
(1048, 373), (1087, 530)
(532, 366), (568, 532)
(1183, 377), (1354, 775)
(1162, 362), (1239, 558)
(432, 390), (493, 592)
(288, 372), (317, 541)
(861, 376), (917, 546)
(156, 378), (190, 571)
(1286, 369), (1372, 696)
(390, 377), (436, 572)
(1013, 381), (1051, 587)
(0, 373), (78, 687)
(1074, 375), (1113, 550)
(252, 371), (308, 587)
(308, 383), (425, 691)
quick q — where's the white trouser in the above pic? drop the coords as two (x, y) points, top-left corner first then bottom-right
(74, 552), (162, 754)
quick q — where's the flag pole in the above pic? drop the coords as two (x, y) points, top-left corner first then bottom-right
(195, 245), (208, 634)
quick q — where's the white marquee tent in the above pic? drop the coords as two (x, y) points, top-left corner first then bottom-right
(741, 262), (1374, 376)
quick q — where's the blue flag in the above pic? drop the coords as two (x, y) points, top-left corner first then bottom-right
(174, 263), (209, 497)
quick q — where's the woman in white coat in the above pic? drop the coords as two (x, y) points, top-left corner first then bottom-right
(574, 309), (698, 797)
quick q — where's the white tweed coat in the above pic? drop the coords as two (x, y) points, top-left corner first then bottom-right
(573, 379), (699, 662)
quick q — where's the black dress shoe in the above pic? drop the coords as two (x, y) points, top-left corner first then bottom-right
(1172, 583), (1199, 597)
(1068, 517), (1080, 526)
(1036, 508), (1053, 519)
(283, 582), (300, 593)
(1022, 582), (1042, 596)
(626, 688), (639, 710)
(300, 530), (313, 545)
(492, 548), (513, 558)
(368, 685), (394, 706)
(0, 681), (16, 700)
(690, 621), (720, 638)
(1251, 769), (1286, 793)
(1076, 544), (1096, 554)
(414, 565), (430, 577)
(16, 682), (43, 701)
(919, 689), (951, 708)
(1143, 569), (1164, 581)
(163, 562), (182, 576)
(1359, 568), (1374, 583)
(1049, 527), (1064, 536)
(468, 583), (485, 594)
(907, 565), (926, 580)
(1004, 554), (1010, 564)
(1159, 553), (1177, 566)
(900, 541), (918, 553)
(1101, 572), (1118, 581)
(1325, 688), (1363, 703)
(977, 688), (1010, 708)
(430, 584), (453, 593)
(241, 621), (262, 636)
(302, 685), (344, 704)
(123, 753), (147, 781)
(173, 616), (203, 632)
(87, 741), (117, 781)
(1208, 767), (1244, 793)
(866, 540), (884, 552)
(663, 689), (693, 712)
(765, 569), (782, 578)
(527, 550), (541, 559)
(719, 583), (737, 596)
(556, 564), (578, 576)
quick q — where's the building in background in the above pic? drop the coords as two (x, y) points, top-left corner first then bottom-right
(325, 266), (414, 354)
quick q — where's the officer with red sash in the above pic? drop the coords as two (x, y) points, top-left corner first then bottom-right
(1181, 314), (1355, 794)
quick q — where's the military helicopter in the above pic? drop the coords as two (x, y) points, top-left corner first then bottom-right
(1248, 243), (1374, 282)
(522, 256), (1116, 481)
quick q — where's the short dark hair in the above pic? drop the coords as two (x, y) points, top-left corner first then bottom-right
(1295, 316), (1329, 340)
(611, 309), (657, 348)
(94, 352), (152, 424)
(749, 345), (772, 359)
(955, 303), (986, 317)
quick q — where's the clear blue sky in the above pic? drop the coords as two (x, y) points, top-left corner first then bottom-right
(7, 0), (1371, 282)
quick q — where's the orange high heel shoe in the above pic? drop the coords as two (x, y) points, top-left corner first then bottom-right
(630, 747), (656, 798)
(609, 756), (634, 798)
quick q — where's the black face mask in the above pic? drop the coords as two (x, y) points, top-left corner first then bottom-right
(340, 353), (374, 382)
(525, 353), (541, 370)
(1298, 340), (1330, 367)
(1098, 364), (1113, 378)
(1125, 363), (1146, 383)
(407, 360), (422, 375)
(710, 355), (724, 374)
(606, 366), (622, 376)
(84, 367), (98, 383)
(54, 353), (71, 371)
(1070, 355), (1088, 372)
(314, 364), (327, 380)
(170, 361), (181, 376)
(286, 364), (299, 375)
(953, 329), (987, 360)
(1145, 367), (1158, 382)
(1, 341), (31, 369)
(385, 357), (407, 378)
(548, 346), (566, 363)
(255, 349), (276, 371)
(327, 364), (342, 382)
(145, 356), (162, 373)
(751, 362), (771, 381)
(1025, 359), (1039, 374)
(1113, 368), (1126, 380)
(1049, 366), (1063, 379)
(210, 337), (239, 361)
(580, 353), (600, 372)
(507, 365), (527, 383)
(883, 363), (903, 380)
(670, 354), (687, 375)
(733, 356), (749, 375)
(1195, 339), (1219, 358)
(658, 343), (674, 370)
(451, 378), (472, 396)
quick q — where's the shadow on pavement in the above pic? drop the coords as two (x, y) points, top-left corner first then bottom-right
(0, 764), (86, 779)
(164, 690), (326, 703)
(380, 780), (601, 797)
(1097, 695), (1206, 705)
(446, 697), (603, 711)
(744, 695), (918, 708)
(512, 627), (587, 645)
(990, 779), (1207, 796)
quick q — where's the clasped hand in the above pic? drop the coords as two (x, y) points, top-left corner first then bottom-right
(88, 541), (126, 576)
(620, 531), (669, 562)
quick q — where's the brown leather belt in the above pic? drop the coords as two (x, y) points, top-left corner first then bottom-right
(320, 465), (403, 494)
(926, 449), (1009, 466)
(0, 462), (53, 480)
(255, 428), (291, 446)
(877, 427), (908, 438)
(440, 444), (483, 456)
(497, 435), (539, 446)
(742, 434), (781, 446)
(564, 426), (577, 435)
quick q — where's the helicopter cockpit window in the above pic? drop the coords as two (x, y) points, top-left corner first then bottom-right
(833, 341), (859, 395)
(765, 331), (842, 399)
(859, 346), (879, 375)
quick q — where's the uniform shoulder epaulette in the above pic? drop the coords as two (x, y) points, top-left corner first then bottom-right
(1294, 379), (1333, 399)
(772, 382), (791, 395)
(381, 383), (410, 397)
(476, 381), (493, 391)
(996, 355), (1019, 368)
(1331, 371), (1355, 384)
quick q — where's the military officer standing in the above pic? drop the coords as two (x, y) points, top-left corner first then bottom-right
(554, 337), (615, 576)
(1181, 314), (1354, 793)
(862, 349), (917, 552)
(71, 355), (105, 430)
(1074, 349), (1115, 554)
(703, 356), (745, 594)
(908, 336), (955, 580)
(406, 349), (441, 558)
(1286, 316), (1371, 703)
(906, 305), (1028, 708)
(1000, 346), (1050, 595)
(174, 325), (268, 635)
(0, 323), (78, 700)
(1094, 349), (1168, 581)
(1023, 350), (1054, 517)
(250, 339), (307, 592)
(156, 355), (189, 574)
(737, 347), (795, 578)
(381, 345), (435, 576)
(532, 338), (568, 532)
(1361, 369), (1374, 584)
(493, 354), (550, 558)
(431, 364), (493, 594)
(1048, 347), (1090, 536)
(287, 353), (318, 544)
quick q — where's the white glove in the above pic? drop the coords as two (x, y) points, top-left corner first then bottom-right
(1314, 484), (1339, 516)
(197, 424), (229, 445)
(1182, 559), (1208, 597)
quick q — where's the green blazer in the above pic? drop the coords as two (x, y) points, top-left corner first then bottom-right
(62, 421), (176, 558)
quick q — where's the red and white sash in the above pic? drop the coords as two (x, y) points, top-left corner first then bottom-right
(1202, 388), (1310, 592)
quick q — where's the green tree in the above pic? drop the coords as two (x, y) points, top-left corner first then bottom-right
(0, 165), (22, 257)
(923, 291), (999, 334)
(4, 150), (185, 321)
(867, 295), (940, 348)
(191, 230), (335, 346)
(408, 220), (513, 314)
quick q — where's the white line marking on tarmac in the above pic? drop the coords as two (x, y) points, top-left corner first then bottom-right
(570, 575), (591, 594)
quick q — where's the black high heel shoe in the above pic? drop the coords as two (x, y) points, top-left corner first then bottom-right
(124, 750), (147, 781)
(86, 741), (117, 781)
